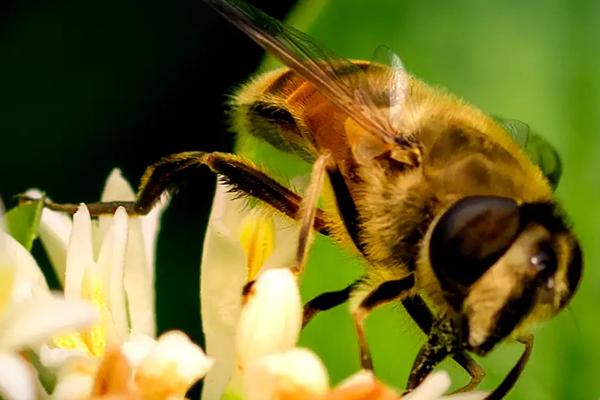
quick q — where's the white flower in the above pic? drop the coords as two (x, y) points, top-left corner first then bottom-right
(0, 230), (97, 400)
(28, 169), (211, 399)
(244, 348), (329, 400)
(200, 182), (300, 399)
(133, 331), (214, 400)
(35, 168), (167, 339)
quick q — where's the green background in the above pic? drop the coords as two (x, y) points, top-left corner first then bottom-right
(2, 0), (599, 399)
(245, 1), (600, 399)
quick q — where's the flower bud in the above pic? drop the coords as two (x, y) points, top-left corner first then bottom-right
(244, 348), (329, 400)
(235, 268), (302, 370)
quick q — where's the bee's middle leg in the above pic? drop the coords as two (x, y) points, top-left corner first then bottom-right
(351, 275), (415, 370)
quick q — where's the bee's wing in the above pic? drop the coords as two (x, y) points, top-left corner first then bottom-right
(205, 0), (408, 145)
(361, 46), (409, 134)
(495, 117), (562, 190)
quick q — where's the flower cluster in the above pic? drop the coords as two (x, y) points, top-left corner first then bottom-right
(2, 170), (487, 400)
(0, 170), (212, 400)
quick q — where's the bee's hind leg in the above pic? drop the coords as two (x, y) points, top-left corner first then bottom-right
(302, 281), (357, 327)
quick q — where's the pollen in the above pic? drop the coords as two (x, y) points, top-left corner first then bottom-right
(239, 212), (276, 281)
(80, 268), (110, 357)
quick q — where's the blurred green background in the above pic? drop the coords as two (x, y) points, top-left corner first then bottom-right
(1, 0), (599, 399)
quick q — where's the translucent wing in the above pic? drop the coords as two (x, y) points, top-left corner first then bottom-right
(495, 117), (562, 190)
(361, 46), (409, 133)
(204, 0), (409, 145)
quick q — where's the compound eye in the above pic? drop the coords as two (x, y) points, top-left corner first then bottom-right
(429, 196), (521, 310)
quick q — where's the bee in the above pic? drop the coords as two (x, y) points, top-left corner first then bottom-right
(38, 0), (582, 398)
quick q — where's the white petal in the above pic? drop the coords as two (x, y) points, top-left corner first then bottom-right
(135, 331), (213, 398)
(123, 217), (155, 337)
(335, 369), (377, 389)
(0, 353), (37, 400)
(244, 348), (329, 400)
(139, 193), (169, 278)
(0, 297), (97, 352)
(0, 231), (48, 294)
(235, 268), (302, 369)
(200, 184), (248, 400)
(101, 168), (136, 202)
(205, 181), (252, 239)
(96, 169), (136, 254)
(403, 371), (451, 400)
(262, 215), (300, 270)
(51, 372), (93, 400)
(64, 205), (93, 299)
(96, 207), (129, 344)
(442, 391), (489, 400)
(121, 332), (156, 368)
(39, 344), (90, 369)
(33, 191), (73, 285)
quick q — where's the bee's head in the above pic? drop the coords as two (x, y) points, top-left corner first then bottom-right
(429, 196), (582, 355)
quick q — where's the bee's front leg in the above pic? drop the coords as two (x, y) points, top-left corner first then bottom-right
(406, 317), (459, 391)
(485, 334), (534, 400)
(402, 296), (485, 393)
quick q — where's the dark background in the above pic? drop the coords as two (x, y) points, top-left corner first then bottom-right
(0, 0), (294, 348)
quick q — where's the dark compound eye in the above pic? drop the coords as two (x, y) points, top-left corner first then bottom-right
(429, 196), (521, 310)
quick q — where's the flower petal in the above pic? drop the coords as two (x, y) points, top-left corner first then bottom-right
(139, 193), (169, 278)
(96, 207), (129, 344)
(402, 371), (451, 400)
(0, 297), (97, 352)
(262, 215), (300, 271)
(123, 217), (155, 337)
(135, 331), (213, 400)
(325, 370), (397, 400)
(235, 268), (302, 369)
(39, 344), (90, 368)
(97, 168), (136, 253)
(91, 348), (131, 396)
(201, 184), (249, 400)
(0, 265), (15, 313)
(52, 371), (94, 400)
(31, 190), (73, 285)
(239, 211), (275, 281)
(64, 205), (94, 300)
(0, 353), (37, 400)
(441, 390), (489, 400)
(0, 231), (48, 295)
(101, 169), (136, 203)
(244, 348), (329, 400)
(120, 333), (156, 368)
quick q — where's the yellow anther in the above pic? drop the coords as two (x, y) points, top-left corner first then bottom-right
(239, 212), (275, 282)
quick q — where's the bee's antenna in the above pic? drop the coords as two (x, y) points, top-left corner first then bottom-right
(567, 306), (581, 335)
